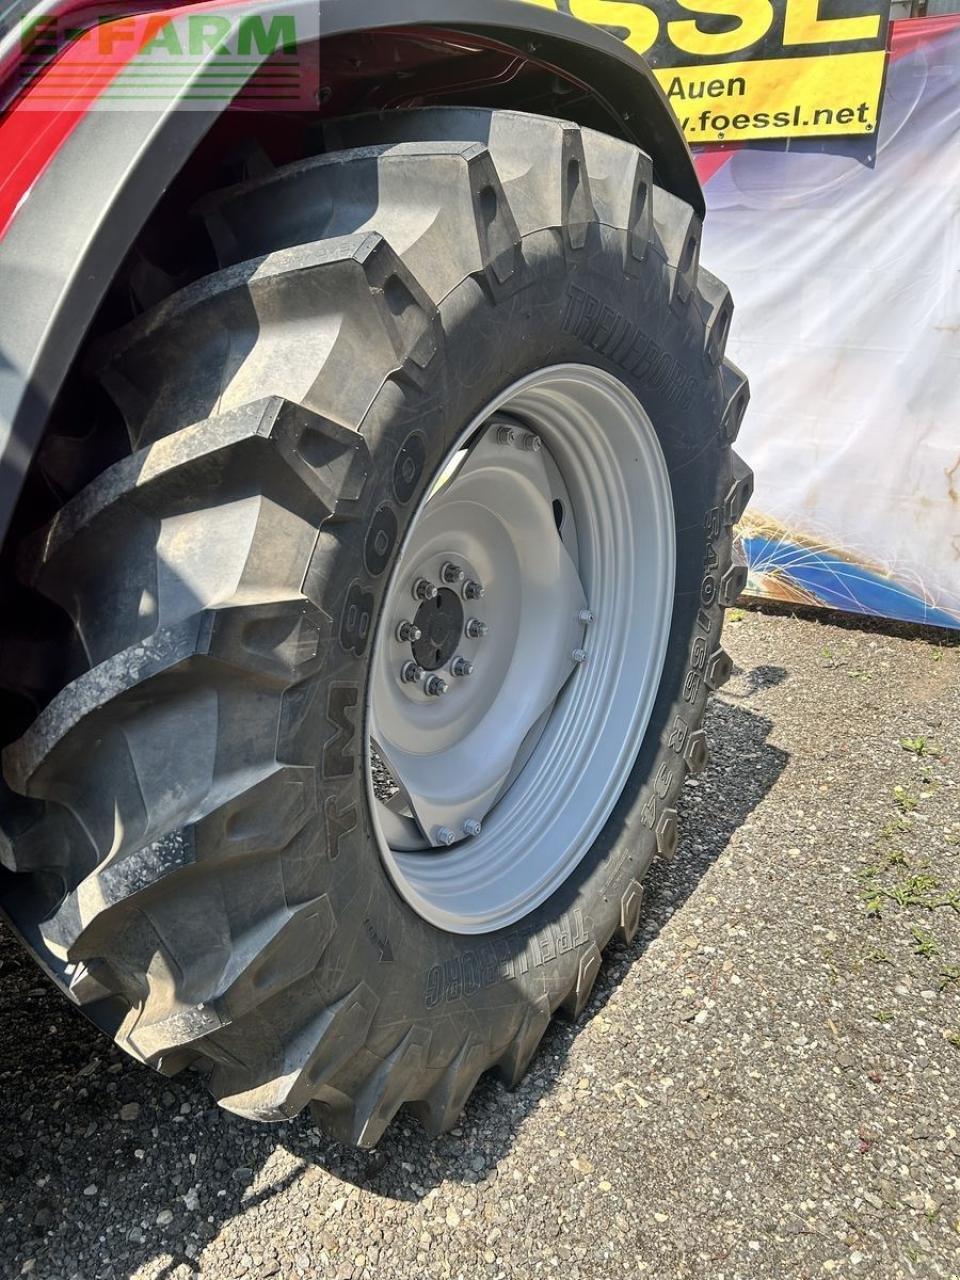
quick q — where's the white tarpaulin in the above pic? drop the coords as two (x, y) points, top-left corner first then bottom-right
(698, 15), (960, 628)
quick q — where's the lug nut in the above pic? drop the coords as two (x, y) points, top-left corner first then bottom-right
(424, 675), (448, 697)
(496, 424), (519, 446)
(578, 609), (595, 625)
(465, 618), (488, 640)
(441, 561), (465, 585)
(396, 620), (422, 643)
(572, 648), (588, 664)
(520, 431), (542, 453)
(413, 577), (438, 601)
(463, 819), (482, 837)
(400, 660), (424, 684)
(450, 656), (474, 677)
(436, 827), (457, 846)
(462, 580), (485, 601)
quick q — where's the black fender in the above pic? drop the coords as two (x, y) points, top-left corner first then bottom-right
(0, 0), (700, 543)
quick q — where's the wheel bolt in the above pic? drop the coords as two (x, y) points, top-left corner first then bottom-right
(413, 577), (438, 601)
(400, 660), (424, 684)
(396, 620), (422, 643)
(463, 819), (482, 837)
(462, 580), (485, 601)
(450, 656), (474, 677)
(578, 609), (595, 625)
(437, 827), (457, 846)
(572, 648), (588, 664)
(465, 618), (488, 639)
(496, 425), (518, 446)
(424, 675), (448, 697)
(441, 561), (465, 585)
(520, 431), (542, 453)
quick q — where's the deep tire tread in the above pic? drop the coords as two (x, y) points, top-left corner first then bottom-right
(1, 106), (754, 1145)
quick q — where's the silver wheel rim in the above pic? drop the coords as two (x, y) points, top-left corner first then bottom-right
(366, 364), (676, 934)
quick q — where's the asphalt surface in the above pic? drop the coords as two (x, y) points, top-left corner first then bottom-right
(2, 608), (959, 1280)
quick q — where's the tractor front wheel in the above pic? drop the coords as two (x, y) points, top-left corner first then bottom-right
(1, 107), (751, 1145)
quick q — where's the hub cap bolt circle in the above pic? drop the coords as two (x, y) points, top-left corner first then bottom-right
(463, 580), (485, 601)
(451, 656), (474, 677)
(520, 432), (542, 453)
(441, 561), (465, 585)
(396, 620), (422, 643)
(465, 618), (488, 639)
(463, 819), (482, 837)
(496, 425), (518, 446)
(578, 609), (595, 625)
(413, 577), (438, 601)
(572, 648), (588, 664)
(400, 660), (425, 684)
(437, 827), (457, 846)
(424, 675), (449, 697)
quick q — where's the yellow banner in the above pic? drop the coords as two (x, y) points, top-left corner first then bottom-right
(656, 49), (886, 142)
(521, 0), (890, 143)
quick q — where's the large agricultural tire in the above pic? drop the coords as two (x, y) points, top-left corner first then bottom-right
(0, 107), (752, 1146)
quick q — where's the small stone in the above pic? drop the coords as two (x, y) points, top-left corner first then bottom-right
(156, 1209), (174, 1226)
(82, 1184), (97, 1197)
(445, 1206), (461, 1228)
(119, 1102), (140, 1122)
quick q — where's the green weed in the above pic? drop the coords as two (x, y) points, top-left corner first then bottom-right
(900, 736), (942, 758)
(893, 785), (919, 813)
(910, 926), (941, 959)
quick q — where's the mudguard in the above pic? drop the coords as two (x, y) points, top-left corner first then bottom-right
(0, 0), (700, 542)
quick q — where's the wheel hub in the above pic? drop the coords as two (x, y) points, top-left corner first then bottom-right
(411, 588), (464, 671)
(370, 421), (587, 846)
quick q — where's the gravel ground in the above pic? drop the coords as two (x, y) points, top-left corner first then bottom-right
(2, 608), (959, 1280)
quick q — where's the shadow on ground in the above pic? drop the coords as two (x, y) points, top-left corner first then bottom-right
(0, 687), (788, 1279)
